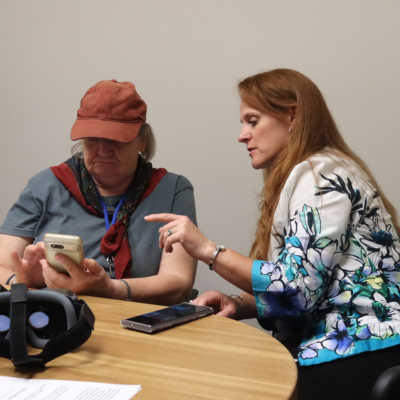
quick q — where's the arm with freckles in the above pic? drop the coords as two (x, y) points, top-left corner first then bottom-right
(128, 244), (197, 305)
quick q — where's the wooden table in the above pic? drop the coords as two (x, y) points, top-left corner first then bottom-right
(0, 296), (298, 399)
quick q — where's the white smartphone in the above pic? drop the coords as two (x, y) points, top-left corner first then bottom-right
(43, 233), (84, 274)
(120, 303), (214, 334)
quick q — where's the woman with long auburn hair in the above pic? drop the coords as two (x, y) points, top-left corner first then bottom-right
(146, 69), (400, 399)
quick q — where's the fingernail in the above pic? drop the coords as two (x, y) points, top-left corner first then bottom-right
(55, 254), (61, 260)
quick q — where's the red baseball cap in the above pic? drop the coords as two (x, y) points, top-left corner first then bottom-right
(70, 79), (147, 143)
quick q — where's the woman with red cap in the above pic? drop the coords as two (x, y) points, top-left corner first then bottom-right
(0, 79), (197, 305)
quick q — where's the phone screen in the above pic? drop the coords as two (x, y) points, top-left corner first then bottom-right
(126, 303), (208, 325)
(121, 303), (214, 333)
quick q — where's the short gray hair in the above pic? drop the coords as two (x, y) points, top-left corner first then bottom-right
(71, 122), (156, 161)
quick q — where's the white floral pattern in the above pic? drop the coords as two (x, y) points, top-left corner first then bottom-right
(252, 156), (400, 366)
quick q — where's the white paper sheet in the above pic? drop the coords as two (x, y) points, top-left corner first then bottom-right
(0, 376), (141, 400)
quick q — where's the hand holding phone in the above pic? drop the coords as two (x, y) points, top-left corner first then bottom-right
(121, 302), (214, 333)
(44, 233), (84, 274)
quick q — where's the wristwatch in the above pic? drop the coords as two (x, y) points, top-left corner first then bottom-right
(209, 244), (226, 270)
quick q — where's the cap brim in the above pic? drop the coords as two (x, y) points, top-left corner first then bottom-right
(70, 119), (142, 143)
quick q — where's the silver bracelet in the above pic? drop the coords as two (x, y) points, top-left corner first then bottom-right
(5, 274), (15, 285)
(230, 294), (245, 305)
(120, 279), (132, 301)
(209, 244), (226, 270)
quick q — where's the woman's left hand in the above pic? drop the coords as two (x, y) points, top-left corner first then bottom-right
(192, 290), (244, 319)
(40, 254), (115, 297)
(145, 213), (215, 263)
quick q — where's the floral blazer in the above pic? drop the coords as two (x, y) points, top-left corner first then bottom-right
(252, 154), (400, 367)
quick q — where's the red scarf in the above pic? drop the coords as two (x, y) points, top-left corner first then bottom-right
(51, 155), (167, 279)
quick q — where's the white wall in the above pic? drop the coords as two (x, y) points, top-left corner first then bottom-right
(1, 0), (399, 329)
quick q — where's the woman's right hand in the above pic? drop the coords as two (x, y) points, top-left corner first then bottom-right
(192, 290), (245, 320)
(11, 242), (46, 288)
(144, 213), (215, 264)
(41, 253), (115, 298)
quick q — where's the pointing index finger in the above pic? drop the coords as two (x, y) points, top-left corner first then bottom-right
(144, 213), (182, 223)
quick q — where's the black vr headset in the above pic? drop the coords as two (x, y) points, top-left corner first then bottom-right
(0, 283), (95, 368)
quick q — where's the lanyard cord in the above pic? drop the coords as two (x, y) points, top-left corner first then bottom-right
(92, 178), (128, 231)
(93, 182), (128, 278)
(99, 194), (126, 231)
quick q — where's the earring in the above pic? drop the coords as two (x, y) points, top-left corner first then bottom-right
(289, 128), (292, 133)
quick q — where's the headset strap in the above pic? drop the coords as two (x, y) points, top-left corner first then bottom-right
(10, 283), (44, 367)
(38, 300), (95, 364)
(7, 284), (95, 368)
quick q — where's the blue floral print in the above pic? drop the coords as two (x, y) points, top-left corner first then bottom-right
(321, 320), (354, 355)
(252, 157), (400, 366)
(258, 279), (307, 317)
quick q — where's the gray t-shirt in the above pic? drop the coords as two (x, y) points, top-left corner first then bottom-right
(0, 168), (197, 278)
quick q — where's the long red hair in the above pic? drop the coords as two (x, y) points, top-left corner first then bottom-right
(238, 69), (399, 260)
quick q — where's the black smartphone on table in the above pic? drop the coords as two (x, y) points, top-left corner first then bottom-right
(120, 302), (214, 333)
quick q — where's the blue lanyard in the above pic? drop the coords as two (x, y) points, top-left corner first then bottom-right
(99, 194), (126, 231)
